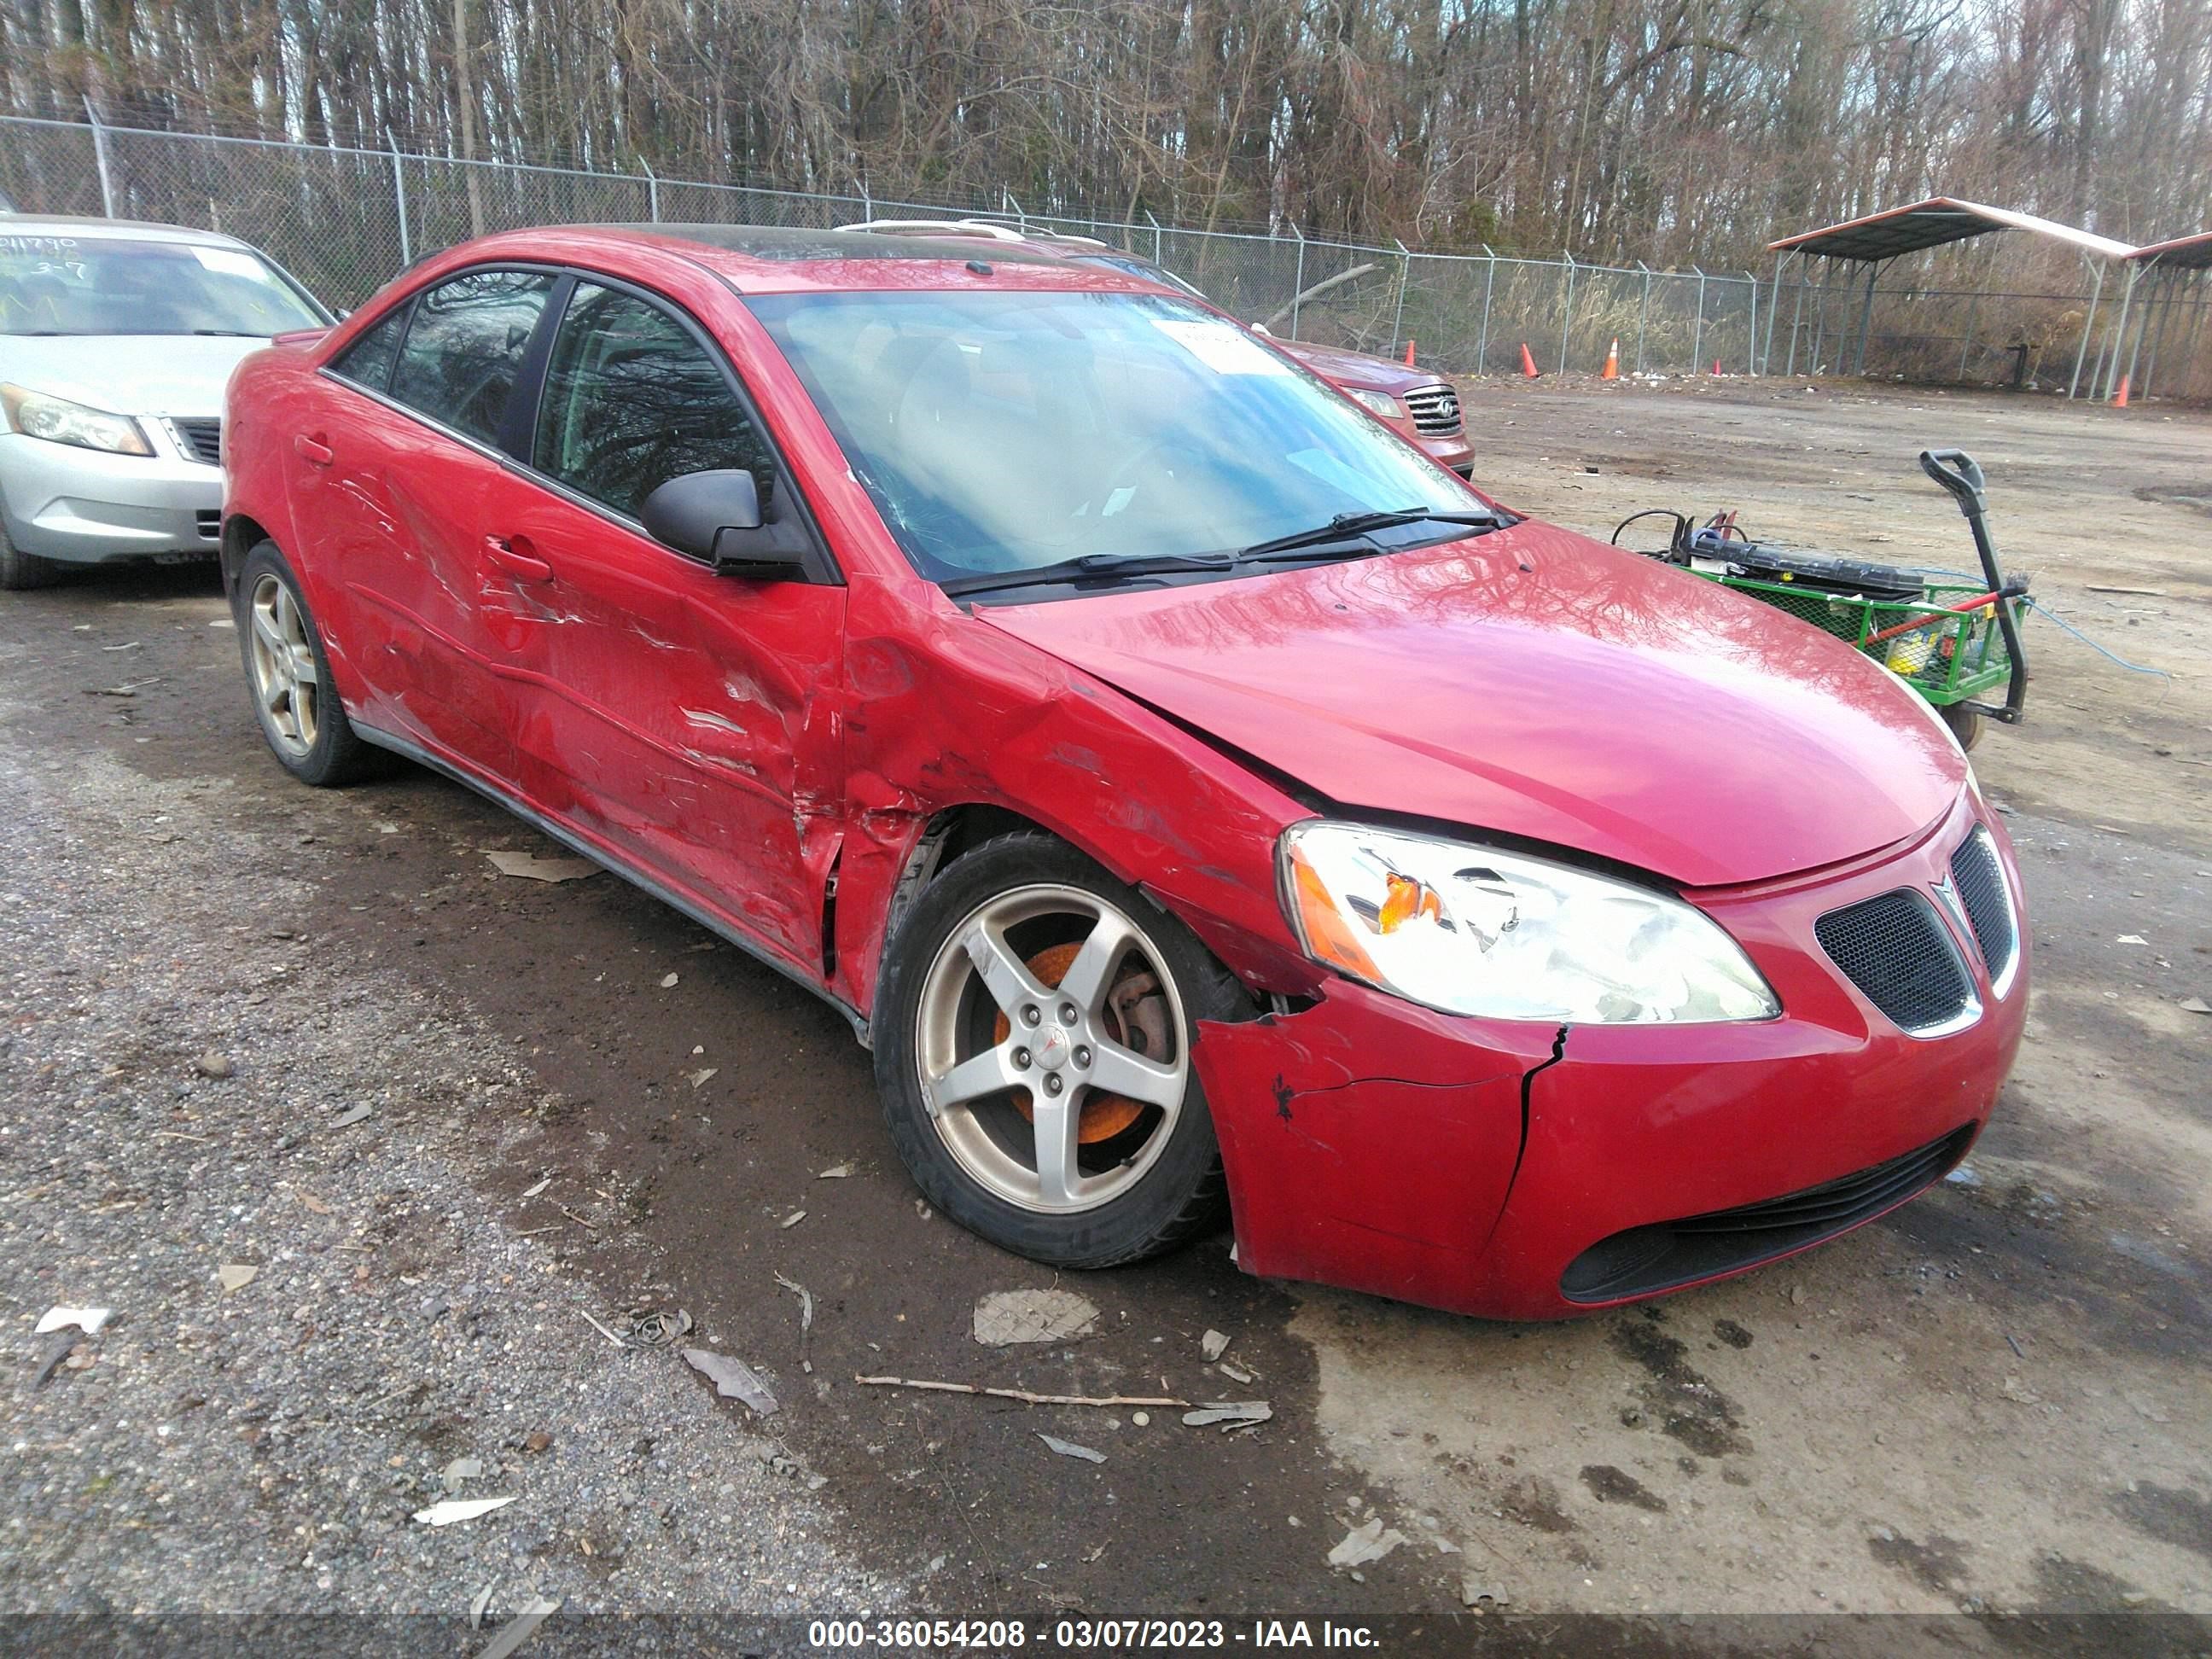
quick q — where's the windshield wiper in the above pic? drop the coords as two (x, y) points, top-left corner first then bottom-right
(1237, 507), (1501, 561)
(940, 550), (1236, 597)
(190, 329), (265, 337)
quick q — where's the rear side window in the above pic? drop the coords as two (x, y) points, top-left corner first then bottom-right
(329, 302), (410, 393)
(389, 270), (554, 444)
(533, 282), (769, 520)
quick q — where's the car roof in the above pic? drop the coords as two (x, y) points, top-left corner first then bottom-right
(0, 213), (257, 249)
(433, 222), (1178, 297)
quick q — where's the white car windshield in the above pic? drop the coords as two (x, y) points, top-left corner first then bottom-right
(0, 231), (326, 337)
(749, 288), (1483, 591)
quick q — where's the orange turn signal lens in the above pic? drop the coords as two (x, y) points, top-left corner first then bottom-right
(1377, 873), (1442, 934)
(1290, 848), (1380, 981)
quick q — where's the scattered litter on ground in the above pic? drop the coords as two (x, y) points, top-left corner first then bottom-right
(1461, 1576), (1509, 1609)
(486, 849), (597, 883)
(35, 1307), (110, 1336)
(857, 1375), (1185, 1409)
(330, 1104), (374, 1128)
(1182, 1400), (1272, 1429)
(818, 1162), (853, 1179)
(1217, 1361), (1256, 1385)
(683, 1348), (780, 1416)
(441, 1456), (485, 1492)
(2117, 934), (2148, 945)
(475, 1593), (563, 1659)
(2000, 1375), (2041, 1405)
(216, 1264), (259, 1293)
(774, 1273), (815, 1371)
(1328, 1517), (1408, 1569)
(2087, 585), (2167, 596)
(31, 1337), (77, 1390)
(469, 1578), (499, 1631)
(689, 1068), (718, 1088)
(410, 1495), (518, 1527)
(1132, 1411), (1150, 1426)
(627, 1307), (693, 1348)
(2179, 997), (2209, 1015)
(579, 1310), (626, 1348)
(1036, 1433), (1107, 1464)
(660, 973), (679, 988)
(193, 1051), (234, 1080)
(780, 1210), (806, 1229)
(1200, 1329), (1231, 1361)
(521, 1175), (553, 1198)
(972, 1288), (1098, 1347)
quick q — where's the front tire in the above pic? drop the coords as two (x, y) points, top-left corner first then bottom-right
(1938, 702), (1983, 753)
(873, 832), (1247, 1268)
(235, 541), (376, 786)
(0, 530), (61, 591)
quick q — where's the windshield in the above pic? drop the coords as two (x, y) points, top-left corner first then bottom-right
(0, 232), (326, 337)
(748, 289), (1481, 589)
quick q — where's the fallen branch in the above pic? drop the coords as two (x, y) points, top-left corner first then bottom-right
(858, 1374), (1188, 1408)
(1260, 262), (1378, 330)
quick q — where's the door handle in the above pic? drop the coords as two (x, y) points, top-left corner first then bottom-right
(484, 534), (553, 583)
(293, 433), (334, 467)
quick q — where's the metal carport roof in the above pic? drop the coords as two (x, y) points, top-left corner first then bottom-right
(2129, 230), (2212, 270)
(1767, 196), (2135, 262)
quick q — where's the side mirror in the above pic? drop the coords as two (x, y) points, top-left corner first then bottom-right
(1250, 322), (1274, 337)
(640, 469), (806, 580)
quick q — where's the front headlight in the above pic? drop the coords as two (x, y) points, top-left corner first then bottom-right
(1281, 822), (1779, 1023)
(0, 383), (153, 457)
(1345, 387), (1406, 421)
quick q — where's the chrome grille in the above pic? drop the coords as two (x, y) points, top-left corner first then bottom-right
(1949, 827), (2018, 991)
(1814, 888), (1976, 1036)
(1403, 383), (1462, 437)
(170, 417), (223, 467)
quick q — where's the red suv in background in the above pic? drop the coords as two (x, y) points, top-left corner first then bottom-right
(842, 220), (1476, 478)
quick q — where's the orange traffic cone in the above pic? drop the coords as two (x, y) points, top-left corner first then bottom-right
(1403, 338), (1416, 368)
(1519, 342), (1540, 379)
(2112, 373), (2130, 408)
(1600, 337), (1620, 380)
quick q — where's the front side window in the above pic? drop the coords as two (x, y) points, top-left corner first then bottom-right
(389, 269), (554, 445)
(534, 282), (769, 520)
(0, 231), (326, 337)
(329, 302), (411, 393)
(749, 288), (1480, 590)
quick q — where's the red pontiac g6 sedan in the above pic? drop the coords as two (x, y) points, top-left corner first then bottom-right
(221, 225), (2027, 1319)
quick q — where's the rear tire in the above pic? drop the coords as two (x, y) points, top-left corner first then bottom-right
(872, 831), (1248, 1269)
(0, 531), (61, 591)
(235, 541), (377, 786)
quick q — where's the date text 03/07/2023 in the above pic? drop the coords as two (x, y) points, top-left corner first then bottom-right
(806, 1618), (1385, 1649)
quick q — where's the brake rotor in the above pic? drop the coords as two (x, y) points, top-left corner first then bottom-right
(991, 940), (1170, 1143)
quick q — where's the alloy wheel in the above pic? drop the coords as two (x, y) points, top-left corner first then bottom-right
(247, 572), (321, 758)
(914, 883), (1190, 1214)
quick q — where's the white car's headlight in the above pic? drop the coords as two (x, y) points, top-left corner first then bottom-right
(1345, 387), (1406, 421)
(1281, 822), (1779, 1023)
(0, 383), (153, 457)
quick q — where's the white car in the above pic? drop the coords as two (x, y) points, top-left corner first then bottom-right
(1, 214), (332, 589)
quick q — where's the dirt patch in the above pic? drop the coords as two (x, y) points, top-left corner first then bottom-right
(1580, 1466), (1668, 1512)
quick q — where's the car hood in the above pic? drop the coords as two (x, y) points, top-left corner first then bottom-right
(976, 520), (1967, 888)
(1273, 336), (1440, 394)
(0, 333), (268, 417)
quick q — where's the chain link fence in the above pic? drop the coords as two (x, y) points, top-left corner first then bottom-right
(5, 112), (2207, 399)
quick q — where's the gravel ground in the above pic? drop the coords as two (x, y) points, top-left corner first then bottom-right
(0, 737), (903, 1626)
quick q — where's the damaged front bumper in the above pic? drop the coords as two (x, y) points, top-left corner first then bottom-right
(1193, 800), (2028, 1320)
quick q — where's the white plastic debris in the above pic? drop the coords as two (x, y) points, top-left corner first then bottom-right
(780, 1210), (806, 1229)
(818, 1162), (853, 1179)
(661, 973), (679, 988)
(2180, 998), (2209, 1016)
(972, 1289), (1098, 1347)
(1036, 1432), (1107, 1464)
(1201, 1329), (1231, 1361)
(486, 849), (596, 883)
(1182, 1400), (1272, 1429)
(442, 1456), (485, 1493)
(35, 1307), (110, 1336)
(682, 1347), (779, 1416)
(411, 1495), (518, 1526)
(1328, 1516), (1409, 1568)
(476, 1593), (562, 1659)
(217, 1264), (259, 1292)
(521, 1176), (553, 1198)
(689, 1068), (718, 1088)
